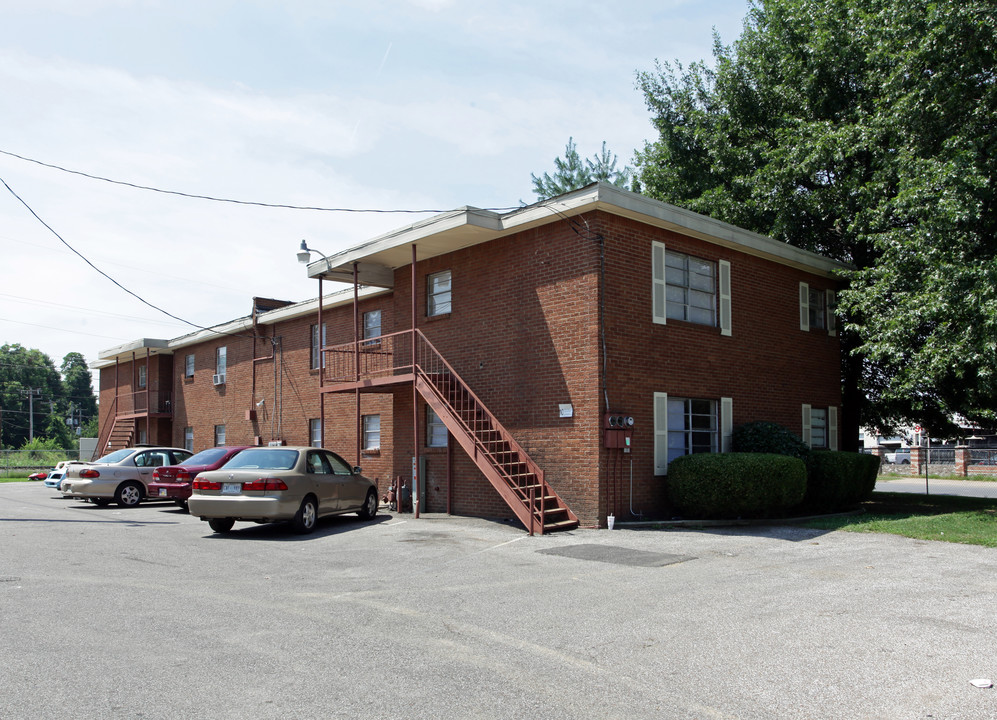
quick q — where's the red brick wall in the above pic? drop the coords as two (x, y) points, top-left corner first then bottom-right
(598, 212), (842, 516)
(388, 219), (604, 524)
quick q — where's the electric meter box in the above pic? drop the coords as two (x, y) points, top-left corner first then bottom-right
(603, 413), (634, 449)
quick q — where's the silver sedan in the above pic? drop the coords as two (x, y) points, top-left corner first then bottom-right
(187, 446), (378, 534)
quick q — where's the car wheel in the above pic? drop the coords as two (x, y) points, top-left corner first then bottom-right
(208, 517), (235, 533)
(358, 489), (378, 520)
(92, 498), (111, 507)
(900, 459), (910, 465)
(115, 481), (143, 508)
(292, 496), (318, 534)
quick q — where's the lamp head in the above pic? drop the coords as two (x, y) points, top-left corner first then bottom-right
(297, 239), (311, 264)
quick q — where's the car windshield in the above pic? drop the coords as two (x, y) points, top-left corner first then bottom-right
(180, 447), (232, 466)
(94, 448), (134, 464)
(221, 449), (298, 471)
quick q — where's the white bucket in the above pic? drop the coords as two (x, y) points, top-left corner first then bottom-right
(607, 514), (615, 530)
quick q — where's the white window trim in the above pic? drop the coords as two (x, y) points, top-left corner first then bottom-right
(799, 283), (810, 332)
(720, 397), (733, 452)
(826, 289), (837, 337)
(828, 406), (838, 450)
(653, 392), (669, 475)
(652, 242), (667, 325)
(719, 260), (732, 337)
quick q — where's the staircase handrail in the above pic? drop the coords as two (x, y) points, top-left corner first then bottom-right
(93, 396), (117, 460)
(413, 330), (548, 495)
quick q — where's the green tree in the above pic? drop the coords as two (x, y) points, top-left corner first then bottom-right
(61, 352), (98, 437)
(0, 344), (65, 448)
(635, 0), (996, 440)
(532, 138), (632, 200)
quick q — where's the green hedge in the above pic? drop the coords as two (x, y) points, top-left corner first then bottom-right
(731, 421), (810, 460)
(802, 451), (881, 512)
(667, 452), (807, 519)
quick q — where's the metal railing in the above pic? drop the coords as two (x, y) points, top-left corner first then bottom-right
(323, 331), (413, 383)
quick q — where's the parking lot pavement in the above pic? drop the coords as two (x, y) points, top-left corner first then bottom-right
(3, 481), (997, 720)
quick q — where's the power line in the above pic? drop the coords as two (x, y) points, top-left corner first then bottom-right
(0, 149), (520, 215)
(0, 176), (259, 342)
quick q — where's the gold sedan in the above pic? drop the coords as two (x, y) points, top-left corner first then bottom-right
(188, 446), (378, 534)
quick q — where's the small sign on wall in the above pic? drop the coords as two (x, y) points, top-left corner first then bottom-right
(558, 403), (573, 418)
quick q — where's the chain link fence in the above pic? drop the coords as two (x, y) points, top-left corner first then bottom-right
(1, 448), (83, 478)
(876, 446), (997, 499)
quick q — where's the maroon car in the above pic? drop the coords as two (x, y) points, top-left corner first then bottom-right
(150, 446), (251, 509)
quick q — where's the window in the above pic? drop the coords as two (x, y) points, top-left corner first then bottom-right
(810, 408), (828, 448)
(802, 404), (838, 450)
(654, 393), (732, 474)
(362, 414), (381, 451)
(799, 283), (837, 335)
(310, 323), (327, 369)
(309, 418), (322, 447)
(137, 364), (147, 389)
(363, 310), (381, 342)
(184, 426), (194, 452)
(427, 407), (447, 448)
(652, 243), (729, 332)
(215, 347), (227, 378)
(668, 398), (718, 462)
(214, 424), (226, 446)
(137, 428), (147, 445)
(427, 270), (452, 317)
(185, 354), (195, 378)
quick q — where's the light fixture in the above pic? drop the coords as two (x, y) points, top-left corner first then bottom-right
(297, 239), (334, 274)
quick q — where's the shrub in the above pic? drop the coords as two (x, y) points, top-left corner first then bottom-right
(667, 452), (807, 519)
(731, 421), (810, 460)
(802, 451), (881, 512)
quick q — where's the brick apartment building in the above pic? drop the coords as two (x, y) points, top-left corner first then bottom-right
(93, 183), (846, 532)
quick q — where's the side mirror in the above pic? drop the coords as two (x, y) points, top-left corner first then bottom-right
(353, 466), (362, 475)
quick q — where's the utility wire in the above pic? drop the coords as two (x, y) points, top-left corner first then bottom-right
(0, 149), (520, 215)
(1, 176), (259, 341)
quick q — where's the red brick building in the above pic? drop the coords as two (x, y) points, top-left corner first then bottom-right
(93, 183), (845, 532)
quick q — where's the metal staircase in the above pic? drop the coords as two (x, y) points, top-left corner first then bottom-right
(414, 332), (578, 535)
(93, 408), (135, 459)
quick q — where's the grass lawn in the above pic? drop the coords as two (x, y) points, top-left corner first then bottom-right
(800, 492), (997, 548)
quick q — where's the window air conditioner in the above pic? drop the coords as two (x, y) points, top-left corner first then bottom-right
(212, 373), (226, 386)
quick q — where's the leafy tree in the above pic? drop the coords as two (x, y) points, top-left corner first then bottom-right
(0, 344), (65, 448)
(532, 138), (632, 200)
(61, 352), (98, 436)
(635, 0), (996, 441)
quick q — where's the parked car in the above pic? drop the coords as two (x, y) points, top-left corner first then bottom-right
(188, 446), (378, 534)
(149, 446), (251, 509)
(61, 447), (193, 507)
(43, 461), (86, 490)
(884, 448), (911, 464)
(28, 470), (49, 482)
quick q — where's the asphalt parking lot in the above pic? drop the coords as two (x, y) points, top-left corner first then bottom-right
(3, 481), (997, 720)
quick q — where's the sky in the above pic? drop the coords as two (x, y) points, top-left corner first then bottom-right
(0, 0), (751, 378)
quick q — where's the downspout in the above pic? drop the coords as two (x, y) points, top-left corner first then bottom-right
(318, 277), (324, 448)
(412, 243), (420, 519)
(353, 263), (361, 467)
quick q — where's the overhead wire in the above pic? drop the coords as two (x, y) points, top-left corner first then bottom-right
(0, 149), (521, 214)
(0, 176), (260, 342)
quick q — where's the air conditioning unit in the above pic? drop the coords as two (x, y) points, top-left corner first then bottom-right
(212, 373), (226, 386)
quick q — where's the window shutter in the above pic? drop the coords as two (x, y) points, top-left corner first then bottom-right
(719, 260), (732, 336)
(826, 289), (837, 337)
(652, 242), (667, 325)
(799, 282), (810, 331)
(720, 397), (733, 452)
(828, 406), (838, 450)
(654, 392), (669, 475)
(802, 404), (812, 447)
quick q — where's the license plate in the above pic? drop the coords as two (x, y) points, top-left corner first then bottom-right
(158, 488), (167, 497)
(221, 483), (241, 495)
